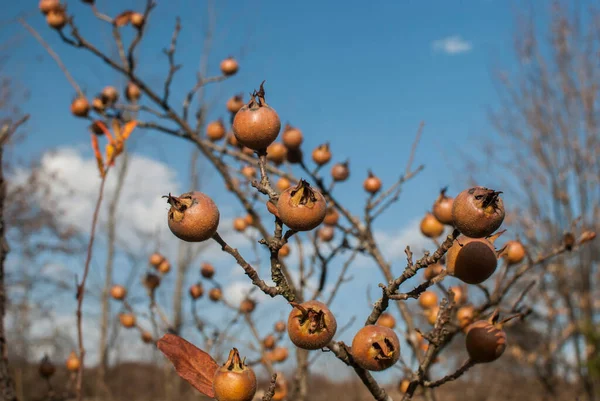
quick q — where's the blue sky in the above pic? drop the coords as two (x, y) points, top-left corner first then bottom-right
(1, 0), (578, 380)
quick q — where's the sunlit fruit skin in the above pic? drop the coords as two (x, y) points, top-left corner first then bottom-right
(418, 291), (438, 309)
(240, 299), (256, 313)
(233, 217), (248, 232)
(426, 306), (439, 325)
(274, 321), (286, 333)
(433, 189), (454, 225)
(266, 142), (287, 165)
(189, 283), (204, 299)
(287, 300), (337, 350)
(39, 0), (60, 14)
(232, 90), (280, 150)
(452, 187), (505, 238)
(423, 263), (444, 281)
(119, 313), (136, 328)
(130, 12), (144, 29)
(206, 120), (226, 141)
(110, 284), (127, 300)
(149, 252), (164, 267)
(503, 240), (526, 264)
(213, 348), (257, 401)
(399, 379), (410, 394)
(220, 57), (239, 76)
(457, 305), (475, 328)
(125, 82), (141, 101)
(157, 259), (171, 274)
(92, 98), (105, 112)
(47, 10), (67, 29)
(70, 97), (90, 117)
(282, 124), (303, 150)
(323, 207), (339, 226)
(363, 172), (382, 194)
(166, 192), (220, 242)
(227, 95), (244, 113)
(312, 143), (331, 165)
(209, 287), (222, 302)
(101, 86), (119, 105)
(420, 213), (445, 238)
(446, 235), (498, 284)
(278, 244), (290, 257)
(277, 180), (326, 231)
(269, 346), (289, 362)
(66, 351), (80, 372)
(376, 313), (396, 329)
(141, 331), (153, 343)
(331, 162), (349, 182)
(318, 225), (335, 242)
(263, 335), (276, 350)
(276, 177), (291, 192)
(351, 325), (400, 371)
(465, 320), (507, 363)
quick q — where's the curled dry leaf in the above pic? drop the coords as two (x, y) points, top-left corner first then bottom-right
(156, 334), (219, 398)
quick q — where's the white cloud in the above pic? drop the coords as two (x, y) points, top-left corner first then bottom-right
(11, 147), (181, 251)
(432, 35), (472, 55)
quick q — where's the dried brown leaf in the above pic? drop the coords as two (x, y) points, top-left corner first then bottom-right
(157, 334), (219, 397)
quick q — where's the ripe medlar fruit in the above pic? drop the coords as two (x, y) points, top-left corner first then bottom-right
(119, 313), (136, 328)
(274, 321), (286, 333)
(363, 171), (382, 194)
(70, 97), (90, 117)
(200, 262), (215, 278)
(141, 331), (153, 344)
(233, 217), (248, 232)
(278, 244), (290, 257)
(110, 284), (127, 300)
(376, 313), (396, 329)
(312, 143), (331, 165)
(207, 119), (226, 141)
(39, 0), (60, 14)
(209, 287), (222, 302)
(420, 213), (444, 238)
(277, 180), (326, 231)
(263, 335), (276, 350)
(232, 82), (280, 150)
(452, 187), (505, 238)
(331, 161), (349, 182)
(130, 12), (144, 29)
(189, 283), (204, 300)
(465, 315), (507, 363)
(125, 82), (141, 102)
(502, 240), (526, 265)
(227, 94), (244, 113)
(432, 188), (454, 225)
(47, 9), (67, 29)
(446, 234), (500, 284)
(266, 142), (287, 165)
(220, 57), (239, 76)
(457, 305), (475, 329)
(165, 192), (220, 242)
(101, 86), (119, 105)
(282, 123), (303, 150)
(213, 348), (256, 401)
(276, 177), (291, 192)
(418, 291), (438, 309)
(323, 207), (339, 226)
(66, 351), (80, 372)
(351, 325), (400, 371)
(318, 225), (335, 242)
(287, 300), (337, 350)
(157, 259), (171, 274)
(423, 263), (444, 281)
(149, 252), (165, 267)
(240, 298), (256, 314)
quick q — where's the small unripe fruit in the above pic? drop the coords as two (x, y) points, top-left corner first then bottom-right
(452, 187), (505, 238)
(502, 240), (526, 265)
(166, 192), (220, 242)
(465, 319), (507, 363)
(420, 213), (444, 238)
(287, 300), (337, 350)
(232, 83), (280, 150)
(47, 9), (67, 29)
(331, 161), (349, 182)
(220, 57), (239, 76)
(207, 120), (226, 141)
(419, 291), (438, 309)
(141, 331), (153, 344)
(201, 262), (215, 278)
(312, 143), (331, 165)
(263, 335), (276, 350)
(101, 86), (119, 105)
(423, 263), (444, 281)
(130, 12), (144, 29)
(277, 180), (326, 231)
(66, 351), (80, 372)
(149, 252), (165, 267)
(233, 217), (248, 232)
(240, 299), (256, 314)
(39, 356), (55, 378)
(39, 0), (60, 14)
(376, 313), (396, 329)
(227, 94), (244, 113)
(110, 284), (127, 300)
(282, 124), (303, 150)
(351, 325), (400, 371)
(157, 259), (171, 274)
(189, 283), (204, 299)
(209, 287), (222, 302)
(213, 348), (256, 401)
(266, 142), (287, 165)
(432, 188), (454, 225)
(276, 177), (291, 192)
(119, 313), (136, 328)
(125, 82), (141, 102)
(318, 225), (335, 242)
(446, 235), (499, 284)
(363, 171), (382, 194)
(278, 244), (290, 257)
(323, 207), (339, 226)
(70, 97), (90, 117)
(274, 321), (286, 333)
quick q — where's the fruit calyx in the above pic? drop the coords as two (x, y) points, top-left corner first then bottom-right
(290, 302), (329, 334)
(472, 188), (503, 214)
(247, 80), (269, 109)
(222, 348), (247, 373)
(372, 338), (397, 361)
(164, 193), (194, 223)
(289, 179), (318, 208)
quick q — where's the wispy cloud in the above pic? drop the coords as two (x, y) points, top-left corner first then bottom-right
(432, 35), (472, 55)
